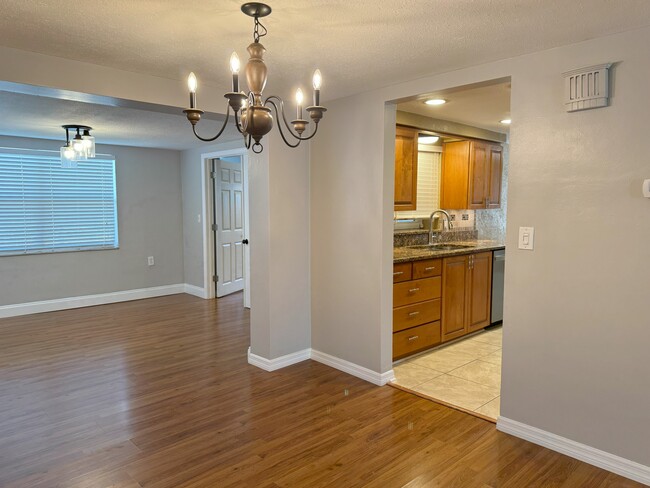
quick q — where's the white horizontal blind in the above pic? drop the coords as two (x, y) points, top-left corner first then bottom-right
(0, 148), (118, 256)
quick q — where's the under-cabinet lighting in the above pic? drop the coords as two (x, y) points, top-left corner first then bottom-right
(418, 136), (440, 144)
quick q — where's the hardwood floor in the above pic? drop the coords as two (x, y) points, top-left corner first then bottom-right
(0, 292), (642, 487)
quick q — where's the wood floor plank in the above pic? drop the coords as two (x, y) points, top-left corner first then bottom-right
(0, 292), (643, 487)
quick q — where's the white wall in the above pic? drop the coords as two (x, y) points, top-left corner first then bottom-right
(0, 135), (184, 305)
(311, 27), (650, 467)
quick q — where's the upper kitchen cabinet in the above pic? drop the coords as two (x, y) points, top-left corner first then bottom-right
(394, 126), (419, 211)
(440, 140), (503, 210)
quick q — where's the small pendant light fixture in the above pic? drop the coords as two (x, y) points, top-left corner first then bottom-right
(183, 2), (326, 153)
(60, 125), (96, 167)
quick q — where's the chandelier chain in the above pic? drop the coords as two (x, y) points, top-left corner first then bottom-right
(253, 17), (267, 43)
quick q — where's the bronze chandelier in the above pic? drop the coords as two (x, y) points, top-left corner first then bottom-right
(183, 2), (326, 154)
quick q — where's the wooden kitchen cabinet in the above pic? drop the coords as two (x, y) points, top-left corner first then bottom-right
(441, 140), (503, 210)
(441, 251), (493, 342)
(391, 260), (442, 360)
(394, 126), (419, 211)
(441, 255), (469, 342)
(466, 252), (493, 333)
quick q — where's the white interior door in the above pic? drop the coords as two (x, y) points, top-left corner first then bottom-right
(213, 157), (245, 297)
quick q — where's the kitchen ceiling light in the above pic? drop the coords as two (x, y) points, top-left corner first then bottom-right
(500, 119), (512, 125)
(418, 136), (440, 144)
(60, 125), (95, 167)
(183, 2), (326, 154)
(424, 99), (447, 106)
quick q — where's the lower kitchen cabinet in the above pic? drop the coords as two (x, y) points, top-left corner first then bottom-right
(393, 321), (441, 359)
(440, 255), (469, 342)
(392, 252), (495, 360)
(441, 251), (493, 342)
(392, 259), (442, 360)
(467, 252), (493, 333)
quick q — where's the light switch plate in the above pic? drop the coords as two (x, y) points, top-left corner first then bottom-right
(643, 179), (650, 198)
(518, 227), (535, 250)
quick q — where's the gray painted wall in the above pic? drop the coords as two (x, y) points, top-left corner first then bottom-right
(311, 27), (650, 467)
(0, 135), (184, 305)
(249, 129), (311, 359)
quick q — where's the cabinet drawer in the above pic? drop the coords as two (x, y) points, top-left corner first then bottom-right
(393, 299), (441, 332)
(393, 321), (441, 360)
(413, 259), (442, 279)
(393, 262), (412, 283)
(393, 277), (441, 307)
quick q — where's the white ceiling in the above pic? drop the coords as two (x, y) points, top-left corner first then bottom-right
(0, 91), (242, 150)
(1, 1), (650, 102)
(398, 81), (511, 133)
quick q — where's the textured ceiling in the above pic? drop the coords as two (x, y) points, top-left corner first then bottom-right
(0, 91), (241, 150)
(398, 81), (511, 133)
(1, 1), (650, 102)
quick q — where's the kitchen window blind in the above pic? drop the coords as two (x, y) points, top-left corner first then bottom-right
(0, 148), (118, 256)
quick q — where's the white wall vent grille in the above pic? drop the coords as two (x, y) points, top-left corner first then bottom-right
(563, 63), (612, 112)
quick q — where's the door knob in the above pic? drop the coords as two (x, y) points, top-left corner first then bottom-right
(242, 239), (249, 245)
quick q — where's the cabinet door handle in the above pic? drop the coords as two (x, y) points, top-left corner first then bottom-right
(393, 271), (404, 276)
(424, 266), (436, 271)
(408, 311), (420, 317)
(408, 288), (420, 293)
(408, 335), (419, 341)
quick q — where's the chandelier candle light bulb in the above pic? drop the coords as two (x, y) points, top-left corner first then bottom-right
(312, 69), (322, 106)
(188, 72), (197, 109)
(295, 88), (304, 119)
(230, 52), (241, 92)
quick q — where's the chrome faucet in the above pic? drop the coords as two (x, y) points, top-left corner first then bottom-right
(429, 210), (453, 244)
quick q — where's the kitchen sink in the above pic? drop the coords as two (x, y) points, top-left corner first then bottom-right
(410, 243), (476, 251)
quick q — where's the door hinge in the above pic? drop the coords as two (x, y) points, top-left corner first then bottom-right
(212, 223), (218, 231)
(213, 275), (219, 283)
(210, 171), (217, 179)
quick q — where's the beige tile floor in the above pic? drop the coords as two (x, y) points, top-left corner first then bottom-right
(392, 326), (503, 420)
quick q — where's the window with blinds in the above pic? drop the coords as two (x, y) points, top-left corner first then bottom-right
(0, 148), (118, 256)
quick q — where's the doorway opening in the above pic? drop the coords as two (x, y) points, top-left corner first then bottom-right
(388, 78), (511, 422)
(201, 149), (250, 308)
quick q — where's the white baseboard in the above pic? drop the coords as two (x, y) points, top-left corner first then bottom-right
(497, 417), (650, 485)
(310, 349), (395, 386)
(184, 284), (208, 299)
(0, 284), (187, 319)
(246, 347), (395, 386)
(247, 347), (311, 371)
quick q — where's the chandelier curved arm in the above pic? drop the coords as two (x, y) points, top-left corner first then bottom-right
(264, 97), (320, 144)
(191, 106), (232, 142)
(264, 98), (302, 148)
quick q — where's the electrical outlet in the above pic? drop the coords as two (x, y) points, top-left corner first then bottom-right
(147, 256), (155, 266)
(450, 214), (456, 221)
(461, 214), (469, 221)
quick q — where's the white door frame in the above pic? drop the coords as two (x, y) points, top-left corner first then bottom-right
(200, 148), (250, 307)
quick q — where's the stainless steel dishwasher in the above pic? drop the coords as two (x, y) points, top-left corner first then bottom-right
(491, 250), (505, 324)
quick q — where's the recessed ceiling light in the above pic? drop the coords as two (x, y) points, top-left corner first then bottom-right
(500, 118), (512, 125)
(424, 98), (446, 106)
(418, 136), (440, 144)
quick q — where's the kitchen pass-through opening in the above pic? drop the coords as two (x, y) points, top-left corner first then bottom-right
(389, 78), (510, 422)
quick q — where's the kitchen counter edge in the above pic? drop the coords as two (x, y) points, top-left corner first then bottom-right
(393, 241), (506, 264)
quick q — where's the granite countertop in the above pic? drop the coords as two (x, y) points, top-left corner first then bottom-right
(394, 239), (506, 263)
